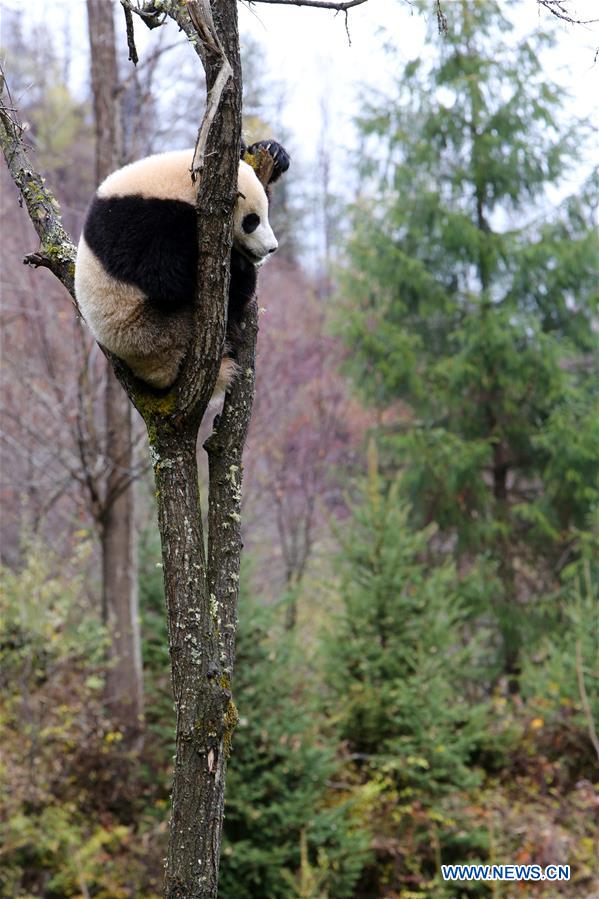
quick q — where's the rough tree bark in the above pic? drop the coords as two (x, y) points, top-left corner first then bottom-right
(134, 3), (245, 893)
(86, 0), (144, 737)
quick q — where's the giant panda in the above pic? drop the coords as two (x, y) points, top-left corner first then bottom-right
(75, 140), (289, 393)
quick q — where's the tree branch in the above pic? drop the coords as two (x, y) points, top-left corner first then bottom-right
(0, 69), (77, 307)
(204, 299), (258, 677)
(247, 0), (368, 9)
(187, 0), (233, 179)
(128, 0), (369, 16)
(435, 0), (447, 34)
(537, 0), (599, 25)
(120, 0), (139, 65)
(121, 0), (167, 30)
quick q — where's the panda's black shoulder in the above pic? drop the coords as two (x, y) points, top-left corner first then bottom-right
(84, 192), (198, 312)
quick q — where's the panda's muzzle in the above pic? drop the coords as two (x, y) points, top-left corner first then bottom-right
(236, 244), (276, 266)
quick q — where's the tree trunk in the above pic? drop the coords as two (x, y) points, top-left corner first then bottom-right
(138, 2), (245, 895)
(101, 378), (144, 727)
(86, 0), (143, 734)
(152, 424), (237, 899)
(151, 301), (256, 899)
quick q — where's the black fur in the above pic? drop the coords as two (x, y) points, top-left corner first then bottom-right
(84, 193), (256, 354)
(84, 195), (199, 313)
(228, 248), (257, 357)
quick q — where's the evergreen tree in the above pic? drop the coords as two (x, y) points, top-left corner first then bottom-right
(322, 450), (490, 893)
(341, 0), (599, 685)
(219, 579), (369, 899)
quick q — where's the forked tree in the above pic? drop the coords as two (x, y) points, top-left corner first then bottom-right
(0, 0), (365, 895)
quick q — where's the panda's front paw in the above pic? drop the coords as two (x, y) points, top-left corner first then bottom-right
(246, 140), (290, 183)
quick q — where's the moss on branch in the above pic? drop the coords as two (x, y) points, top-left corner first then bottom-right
(0, 76), (77, 299)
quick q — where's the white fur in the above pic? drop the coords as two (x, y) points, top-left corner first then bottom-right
(234, 163), (278, 260)
(76, 235), (190, 388)
(97, 149), (197, 203)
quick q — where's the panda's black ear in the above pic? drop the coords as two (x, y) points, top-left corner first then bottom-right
(245, 140), (290, 184)
(239, 138), (247, 160)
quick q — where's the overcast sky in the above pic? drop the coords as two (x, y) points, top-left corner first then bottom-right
(2, 0), (598, 190)
(238, 0), (599, 140)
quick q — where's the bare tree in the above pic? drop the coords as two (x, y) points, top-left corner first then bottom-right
(86, 0), (144, 740)
(1, 0), (242, 886)
(1, 0), (369, 893)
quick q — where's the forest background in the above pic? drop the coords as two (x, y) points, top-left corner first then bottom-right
(1, 0), (598, 896)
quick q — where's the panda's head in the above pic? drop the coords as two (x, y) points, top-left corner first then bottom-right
(233, 160), (278, 266)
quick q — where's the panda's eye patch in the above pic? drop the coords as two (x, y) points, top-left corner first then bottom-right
(242, 213), (260, 234)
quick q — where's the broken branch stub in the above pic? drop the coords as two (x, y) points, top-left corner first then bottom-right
(243, 145), (276, 186)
